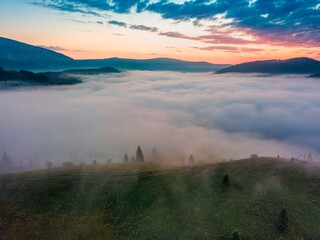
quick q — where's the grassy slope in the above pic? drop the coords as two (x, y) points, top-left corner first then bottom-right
(0, 158), (319, 239)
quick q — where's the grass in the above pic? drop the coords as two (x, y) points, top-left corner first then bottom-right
(0, 158), (319, 239)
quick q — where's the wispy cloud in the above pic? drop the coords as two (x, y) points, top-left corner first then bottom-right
(31, 0), (320, 48)
(159, 31), (196, 40)
(130, 25), (158, 32)
(195, 45), (263, 53)
(37, 45), (67, 51)
(108, 20), (127, 27)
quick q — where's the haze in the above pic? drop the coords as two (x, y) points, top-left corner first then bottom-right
(1, 71), (319, 167)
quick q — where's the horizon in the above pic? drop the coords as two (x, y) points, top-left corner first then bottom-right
(1, 35), (319, 65)
(1, 0), (319, 64)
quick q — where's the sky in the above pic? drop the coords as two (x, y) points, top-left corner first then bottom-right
(0, 0), (319, 64)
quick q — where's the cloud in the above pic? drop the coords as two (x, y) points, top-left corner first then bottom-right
(195, 45), (263, 53)
(197, 34), (256, 45)
(159, 31), (196, 40)
(108, 20), (127, 27)
(130, 25), (158, 32)
(1, 72), (319, 167)
(32, 0), (319, 47)
(147, 0), (320, 47)
(32, 0), (148, 15)
(108, 21), (158, 33)
(37, 45), (67, 51)
(32, 1), (102, 16)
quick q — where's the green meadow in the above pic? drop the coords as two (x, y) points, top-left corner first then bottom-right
(1, 158), (319, 239)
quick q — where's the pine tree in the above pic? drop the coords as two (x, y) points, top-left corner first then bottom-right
(189, 154), (195, 164)
(136, 145), (144, 162)
(222, 174), (230, 187)
(152, 147), (157, 156)
(230, 230), (242, 240)
(46, 160), (53, 169)
(124, 153), (129, 163)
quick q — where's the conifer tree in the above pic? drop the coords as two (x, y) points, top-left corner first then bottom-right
(124, 153), (129, 163)
(189, 154), (195, 164)
(136, 145), (144, 162)
(222, 174), (230, 187)
(277, 208), (288, 233)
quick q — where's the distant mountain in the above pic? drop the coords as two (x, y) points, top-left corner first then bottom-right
(216, 57), (320, 74)
(0, 37), (229, 72)
(59, 66), (121, 75)
(75, 58), (229, 72)
(0, 37), (73, 70)
(310, 73), (320, 78)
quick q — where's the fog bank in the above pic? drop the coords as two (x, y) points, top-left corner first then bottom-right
(0, 71), (319, 167)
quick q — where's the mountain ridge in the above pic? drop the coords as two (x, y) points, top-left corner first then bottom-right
(0, 37), (228, 72)
(216, 57), (320, 74)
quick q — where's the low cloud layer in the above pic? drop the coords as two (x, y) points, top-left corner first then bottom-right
(0, 72), (319, 167)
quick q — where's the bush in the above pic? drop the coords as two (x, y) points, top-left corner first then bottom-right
(230, 230), (242, 240)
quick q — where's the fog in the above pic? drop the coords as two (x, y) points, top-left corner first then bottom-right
(0, 71), (319, 168)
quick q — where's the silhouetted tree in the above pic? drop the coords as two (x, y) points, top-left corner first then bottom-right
(222, 174), (230, 187)
(124, 153), (129, 163)
(136, 145), (144, 162)
(46, 160), (53, 169)
(107, 158), (112, 164)
(1, 151), (14, 170)
(230, 230), (242, 240)
(0, 66), (3, 72)
(277, 208), (288, 233)
(152, 147), (157, 156)
(93, 159), (97, 165)
(189, 154), (195, 164)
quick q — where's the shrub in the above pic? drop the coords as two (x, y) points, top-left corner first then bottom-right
(230, 230), (242, 240)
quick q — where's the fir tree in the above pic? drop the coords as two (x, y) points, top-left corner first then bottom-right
(230, 230), (242, 240)
(189, 154), (195, 164)
(124, 153), (129, 163)
(277, 208), (288, 233)
(222, 174), (230, 187)
(136, 145), (144, 162)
